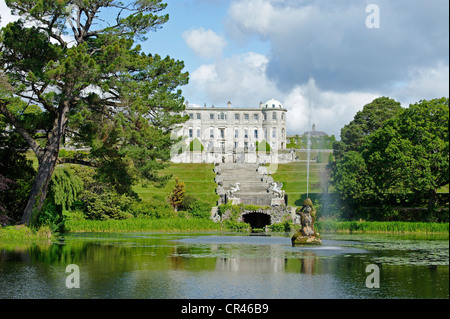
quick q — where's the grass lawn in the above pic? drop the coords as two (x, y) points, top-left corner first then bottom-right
(133, 163), (219, 206)
(271, 161), (328, 206)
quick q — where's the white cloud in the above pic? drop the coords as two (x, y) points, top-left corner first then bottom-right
(226, 0), (449, 93)
(187, 51), (283, 108)
(182, 27), (227, 59)
(186, 52), (380, 138)
(283, 79), (379, 138)
(389, 62), (450, 107)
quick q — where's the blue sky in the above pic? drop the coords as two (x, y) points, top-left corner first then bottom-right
(1, 0), (449, 137)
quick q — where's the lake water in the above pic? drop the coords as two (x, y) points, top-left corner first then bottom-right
(0, 232), (448, 299)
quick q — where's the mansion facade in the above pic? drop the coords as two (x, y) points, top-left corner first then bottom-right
(171, 99), (288, 163)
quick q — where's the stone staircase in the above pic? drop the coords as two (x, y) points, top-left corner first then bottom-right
(215, 163), (282, 206)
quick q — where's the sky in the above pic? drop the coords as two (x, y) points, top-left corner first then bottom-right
(1, 0), (449, 138)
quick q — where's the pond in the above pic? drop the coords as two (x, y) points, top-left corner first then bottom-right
(0, 232), (448, 299)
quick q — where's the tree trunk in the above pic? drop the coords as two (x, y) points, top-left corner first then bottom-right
(20, 102), (70, 226)
(20, 149), (59, 225)
(427, 188), (438, 221)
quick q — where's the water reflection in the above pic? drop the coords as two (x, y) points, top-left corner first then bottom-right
(0, 232), (448, 299)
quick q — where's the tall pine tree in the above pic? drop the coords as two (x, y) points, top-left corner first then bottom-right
(0, 1), (188, 225)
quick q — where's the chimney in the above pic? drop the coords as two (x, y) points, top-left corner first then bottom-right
(227, 101), (231, 108)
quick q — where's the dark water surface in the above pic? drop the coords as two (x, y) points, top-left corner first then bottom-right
(0, 232), (448, 299)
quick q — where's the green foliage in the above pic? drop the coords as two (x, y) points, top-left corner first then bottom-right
(168, 177), (185, 211)
(31, 201), (65, 233)
(129, 196), (174, 219)
(47, 166), (84, 211)
(0, 151), (35, 221)
(334, 97), (402, 159)
(0, 225), (53, 240)
(71, 166), (135, 220)
(331, 97), (449, 221)
(81, 190), (135, 220)
(222, 220), (250, 232)
(65, 217), (222, 232)
(268, 220), (292, 232)
(287, 135), (336, 150)
(364, 98), (449, 202)
(316, 220), (449, 234)
(0, 0), (189, 224)
(186, 199), (211, 219)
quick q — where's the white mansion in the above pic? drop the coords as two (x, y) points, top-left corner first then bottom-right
(170, 99), (288, 163)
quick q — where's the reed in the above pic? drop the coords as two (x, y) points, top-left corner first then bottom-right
(0, 225), (53, 240)
(65, 217), (222, 232)
(316, 220), (449, 234)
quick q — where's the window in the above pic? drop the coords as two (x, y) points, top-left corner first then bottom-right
(281, 113), (284, 120)
(272, 128), (276, 138)
(219, 128), (225, 139)
(189, 128), (193, 138)
(209, 128), (214, 139)
(189, 113), (194, 119)
(234, 142), (238, 149)
(253, 114), (259, 121)
(254, 129), (258, 139)
(219, 113), (226, 120)
(235, 113), (239, 120)
(272, 104), (275, 108)
(244, 141), (248, 149)
(234, 128), (239, 138)
(244, 113), (249, 120)
(272, 112), (277, 120)
(210, 113), (214, 120)
(263, 113), (267, 121)
(244, 129), (248, 139)
(196, 128), (200, 138)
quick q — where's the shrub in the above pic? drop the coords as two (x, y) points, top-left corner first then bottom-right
(80, 190), (134, 220)
(31, 201), (65, 234)
(269, 220), (292, 232)
(187, 199), (211, 219)
(129, 196), (174, 219)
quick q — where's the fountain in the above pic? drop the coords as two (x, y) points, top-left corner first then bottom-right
(291, 198), (322, 245)
(306, 130), (311, 197)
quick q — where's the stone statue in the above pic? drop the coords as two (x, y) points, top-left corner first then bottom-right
(268, 182), (285, 199)
(291, 198), (322, 245)
(227, 182), (240, 199)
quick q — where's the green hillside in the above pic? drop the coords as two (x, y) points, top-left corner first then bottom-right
(135, 161), (328, 207)
(271, 162), (329, 206)
(133, 163), (219, 206)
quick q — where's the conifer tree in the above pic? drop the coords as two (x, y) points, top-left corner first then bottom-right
(168, 177), (185, 212)
(0, 1), (188, 225)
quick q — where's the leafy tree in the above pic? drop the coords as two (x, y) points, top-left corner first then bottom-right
(0, 1), (188, 225)
(363, 98), (449, 217)
(330, 151), (376, 218)
(168, 177), (185, 212)
(333, 97), (402, 159)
